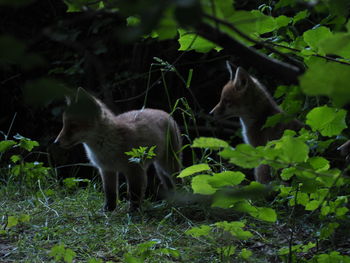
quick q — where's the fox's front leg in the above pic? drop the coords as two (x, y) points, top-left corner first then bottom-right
(100, 170), (119, 211)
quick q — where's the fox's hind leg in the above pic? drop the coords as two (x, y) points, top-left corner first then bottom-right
(124, 166), (147, 211)
(154, 149), (181, 192)
(101, 170), (119, 211)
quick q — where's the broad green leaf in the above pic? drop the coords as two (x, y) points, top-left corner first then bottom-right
(280, 167), (297, 180)
(226, 10), (276, 37)
(49, 244), (66, 260)
(212, 192), (242, 208)
(208, 171), (245, 188)
(191, 174), (216, 195)
(275, 15), (291, 27)
(185, 225), (212, 237)
(305, 200), (321, 211)
(215, 221), (253, 240)
(178, 29), (219, 53)
(308, 157), (330, 172)
(155, 9), (178, 40)
(320, 33), (350, 59)
(296, 192), (309, 206)
(7, 216), (18, 228)
(178, 163), (211, 178)
(63, 248), (76, 263)
(274, 135), (309, 163)
(0, 140), (16, 153)
(335, 207), (349, 216)
(18, 138), (39, 152)
(321, 205), (331, 216)
(300, 57), (350, 106)
(251, 207), (277, 222)
(10, 155), (21, 163)
(219, 144), (261, 168)
(293, 10), (309, 25)
(240, 248), (253, 259)
(192, 137), (229, 149)
(306, 106), (347, 136)
(303, 26), (332, 53)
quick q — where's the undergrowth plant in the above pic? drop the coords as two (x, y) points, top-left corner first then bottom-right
(180, 105), (350, 262)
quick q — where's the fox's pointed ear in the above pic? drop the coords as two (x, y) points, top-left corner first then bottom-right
(76, 87), (94, 102)
(233, 67), (250, 92)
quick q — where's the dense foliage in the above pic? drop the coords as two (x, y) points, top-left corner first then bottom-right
(1, 0), (350, 262)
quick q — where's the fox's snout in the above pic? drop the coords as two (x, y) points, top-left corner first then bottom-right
(210, 102), (224, 116)
(54, 130), (73, 149)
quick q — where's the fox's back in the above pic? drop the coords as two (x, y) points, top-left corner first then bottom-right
(85, 109), (180, 171)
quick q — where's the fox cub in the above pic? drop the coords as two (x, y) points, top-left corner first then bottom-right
(211, 66), (302, 183)
(55, 88), (182, 211)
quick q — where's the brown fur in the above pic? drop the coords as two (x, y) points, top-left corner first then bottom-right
(55, 88), (182, 211)
(211, 67), (302, 183)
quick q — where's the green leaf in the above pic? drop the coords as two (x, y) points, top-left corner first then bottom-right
(240, 248), (253, 259)
(293, 10), (309, 25)
(308, 157), (330, 172)
(215, 221), (253, 240)
(300, 57), (350, 106)
(280, 167), (297, 180)
(0, 140), (16, 153)
(192, 137), (229, 149)
(185, 225), (212, 237)
(191, 174), (216, 195)
(178, 29), (219, 53)
(208, 171), (245, 188)
(63, 248), (76, 263)
(178, 163), (211, 178)
(335, 207), (349, 216)
(219, 144), (261, 168)
(319, 223), (339, 239)
(217, 245), (236, 257)
(88, 259), (103, 263)
(274, 134), (309, 163)
(275, 0), (296, 9)
(10, 155), (21, 163)
(275, 15), (292, 27)
(305, 200), (321, 211)
(19, 214), (30, 223)
(7, 216), (18, 228)
(296, 192), (309, 206)
(250, 207), (277, 222)
(124, 254), (143, 263)
(303, 26), (332, 53)
(320, 33), (350, 59)
(306, 106), (347, 136)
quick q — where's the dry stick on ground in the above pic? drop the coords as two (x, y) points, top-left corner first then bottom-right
(194, 21), (303, 85)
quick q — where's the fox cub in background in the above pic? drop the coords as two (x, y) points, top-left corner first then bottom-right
(211, 66), (302, 183)
(55, 88), (182, 211)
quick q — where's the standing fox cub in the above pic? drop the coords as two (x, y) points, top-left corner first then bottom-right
(55, 88), (181, 211)
(211, 66), (302, 183)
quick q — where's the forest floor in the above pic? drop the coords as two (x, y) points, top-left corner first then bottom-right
(0, 181), (349, 263)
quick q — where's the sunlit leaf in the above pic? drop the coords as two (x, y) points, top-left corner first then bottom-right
(306, 106), (347, 136)
(178, 163), (211, 178)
